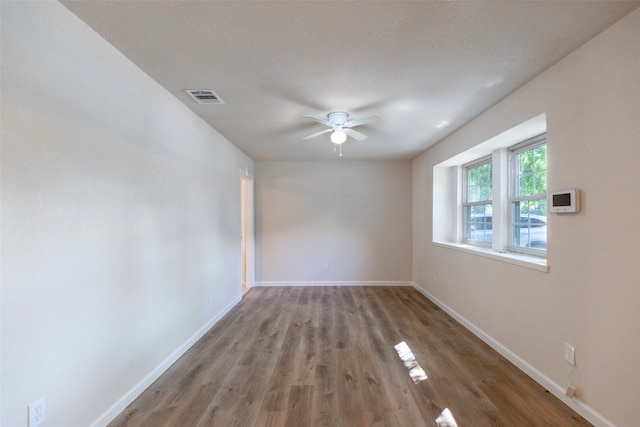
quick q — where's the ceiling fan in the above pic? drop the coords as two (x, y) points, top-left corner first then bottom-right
(302, 112), (381, 155)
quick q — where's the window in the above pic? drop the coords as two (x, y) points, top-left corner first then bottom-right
(509, 137), (547, 253)
(432, 113), (548, 271)
(458, 135), (547, 256)
(463, 157), (492, 245)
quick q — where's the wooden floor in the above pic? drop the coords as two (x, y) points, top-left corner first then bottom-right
(109, 286), (591, 427)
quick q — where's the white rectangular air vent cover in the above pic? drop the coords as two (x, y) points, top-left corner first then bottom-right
(185, 89), (225, 105)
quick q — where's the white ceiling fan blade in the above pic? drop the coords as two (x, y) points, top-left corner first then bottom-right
(303, 115), (331, 126)
(344, 128), (368, 141)
(344, 114), (381, 128)
(302, 128), (332, 140)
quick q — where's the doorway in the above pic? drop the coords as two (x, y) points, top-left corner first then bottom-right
(240, 174), (255, 294)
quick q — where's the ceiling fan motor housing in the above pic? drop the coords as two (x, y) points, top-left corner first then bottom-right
(328, 111), (348, 127)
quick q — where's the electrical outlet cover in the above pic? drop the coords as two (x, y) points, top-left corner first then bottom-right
(564, 342), (575, 365)
(28, 396), (46, 427)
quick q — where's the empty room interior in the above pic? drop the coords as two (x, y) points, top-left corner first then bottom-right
(2, 1), (640, 426)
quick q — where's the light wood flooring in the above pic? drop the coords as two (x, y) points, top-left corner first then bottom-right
(109, 286), (591, 427)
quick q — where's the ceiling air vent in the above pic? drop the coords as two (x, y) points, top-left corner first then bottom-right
(185, 89), (225, 105)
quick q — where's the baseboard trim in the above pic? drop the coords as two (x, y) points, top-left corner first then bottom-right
(410, 282), (612, 427)
(90, 295), (242, 427)
(255, 281), (414, 287)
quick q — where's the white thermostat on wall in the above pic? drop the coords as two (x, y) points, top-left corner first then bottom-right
(549, 188), (580, 213)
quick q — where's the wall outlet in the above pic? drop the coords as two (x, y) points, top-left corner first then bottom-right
(28, 396), (46, 427)
(564, 342), (575, 365)
(323, 263), (329, 271)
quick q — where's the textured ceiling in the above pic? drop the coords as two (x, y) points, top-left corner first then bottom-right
(62, 1), (639, 160)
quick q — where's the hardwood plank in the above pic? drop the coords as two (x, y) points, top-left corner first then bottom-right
(108, 287), (592, 427)
(313, 363), (338, 427)
(259, 305), (305, 412)
(283, 385), (314, 427)
(334, 348), (369, 427)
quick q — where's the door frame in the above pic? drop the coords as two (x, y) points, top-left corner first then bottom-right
(240, 173), (255, 292)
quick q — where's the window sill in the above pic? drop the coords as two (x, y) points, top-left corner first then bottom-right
(432, 241), (549, 272)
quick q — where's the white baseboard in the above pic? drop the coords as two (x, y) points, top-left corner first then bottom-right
(89, 295), (242, 427)
(410, 282), (613, 427)
(255, 281), (414, 287)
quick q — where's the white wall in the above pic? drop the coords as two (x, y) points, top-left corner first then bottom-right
(413, 8), (640, 426)
(1, 3), (253, 426)
(255, 161), (412, 283)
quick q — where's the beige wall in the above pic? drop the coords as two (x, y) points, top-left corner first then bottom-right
(1, 3), (253, 426)
(255, 160), (412, 283)
(413, 9), (640, 426)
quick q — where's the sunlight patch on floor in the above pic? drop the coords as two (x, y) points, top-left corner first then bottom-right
(394, 341), (428, 384)
(435, 407), (459, 427)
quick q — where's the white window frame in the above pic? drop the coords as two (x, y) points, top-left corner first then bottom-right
(508, 135), (547, 257)
(456, 135), (547, 258)
(462, 156), (493, 247)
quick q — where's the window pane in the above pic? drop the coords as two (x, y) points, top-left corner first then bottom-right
(533, 145), (547, 166)
(519, 149), (533, 173)
(464, 159), (492, 246)
(512, 200), (547, 249)
(480, 182), (492, 201)
(534, 170), (547, 195)
(516, 144), (547, 197)
(518, 173), (532, 196)
(465, 204), (492, 243)
(470, 167), (478, 183)
(467, 162), (492, 202)
(469, 185), (480, 202)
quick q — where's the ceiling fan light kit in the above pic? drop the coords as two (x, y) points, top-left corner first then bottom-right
(330, 129), (347, 144)
(303, 111), (381, 156)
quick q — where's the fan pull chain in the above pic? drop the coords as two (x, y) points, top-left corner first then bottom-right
(339, 145), (342, 157)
